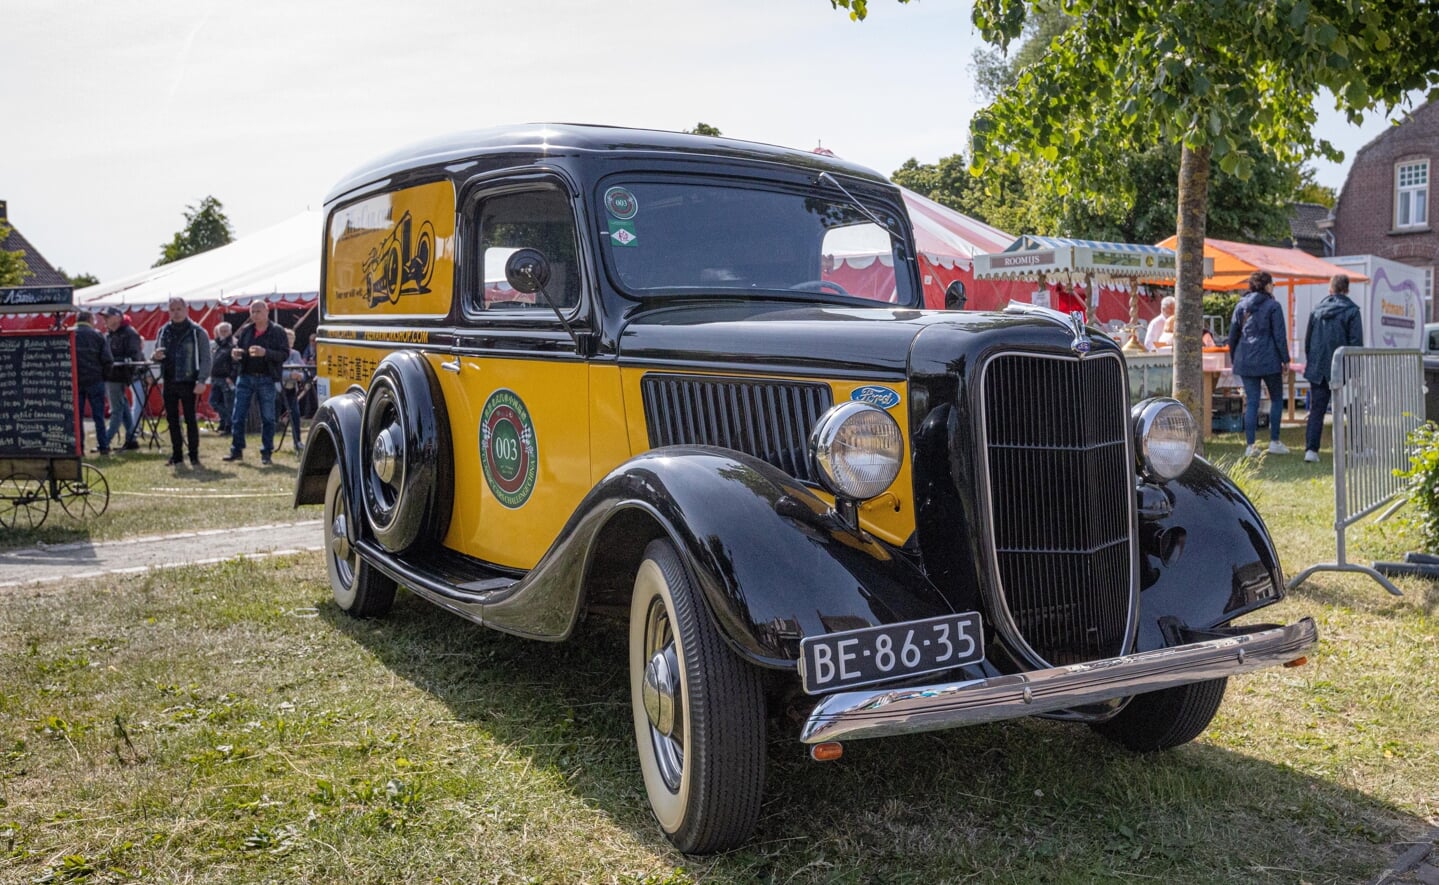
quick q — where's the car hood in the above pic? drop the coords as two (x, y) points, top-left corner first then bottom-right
(614, 302), (1055, 378)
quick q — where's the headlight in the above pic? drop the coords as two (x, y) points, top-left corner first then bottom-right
(810, 401), (903, 500)
(1133, 397), (1197, 480)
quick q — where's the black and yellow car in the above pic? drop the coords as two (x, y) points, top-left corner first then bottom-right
(295, 124), (1318, 853)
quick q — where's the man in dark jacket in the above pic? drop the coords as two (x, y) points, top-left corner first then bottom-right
(103, 306), (145, 451)
(209, 322), (237, 434)
(73, 311), (114, 455)
(224, 301), (289, 465)
(1302, 273), (1364, 463)
(153, 297), (212, 467)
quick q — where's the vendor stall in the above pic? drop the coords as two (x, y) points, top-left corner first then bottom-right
(973, 235), (1186, 339)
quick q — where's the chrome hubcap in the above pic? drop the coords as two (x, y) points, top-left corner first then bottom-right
(372, 425), (400, 486)
(643, 647), (679, 737)
(642, 598), (684, 792)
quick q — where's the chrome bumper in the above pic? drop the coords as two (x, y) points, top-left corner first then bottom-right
(800, 618), (1318, 744)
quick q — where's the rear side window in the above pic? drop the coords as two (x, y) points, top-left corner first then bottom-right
(476, 189), (581, 311)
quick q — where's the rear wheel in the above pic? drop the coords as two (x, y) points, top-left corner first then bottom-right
(325, 464), (396, 617)
(1090, 678), (1228, 752)
(629, 538), (765, 854)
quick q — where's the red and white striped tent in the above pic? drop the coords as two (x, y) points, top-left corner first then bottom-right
(72, 212), (321, 340)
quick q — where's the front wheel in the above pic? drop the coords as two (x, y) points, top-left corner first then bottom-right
(324, 464), (397, 617)
(629, 538), (766, 854)
(1090, 677), (1228, 752)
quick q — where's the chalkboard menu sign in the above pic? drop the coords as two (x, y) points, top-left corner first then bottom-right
(0, 285), (73, 314)
(0, 331), (78, 458)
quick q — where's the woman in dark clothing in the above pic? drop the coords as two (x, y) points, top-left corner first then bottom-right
(1227, 271), (1292, 457)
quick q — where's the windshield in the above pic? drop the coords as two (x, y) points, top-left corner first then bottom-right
(596, 178), (917, 306)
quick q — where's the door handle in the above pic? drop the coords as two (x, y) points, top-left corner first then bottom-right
(440, 356), (461, 374)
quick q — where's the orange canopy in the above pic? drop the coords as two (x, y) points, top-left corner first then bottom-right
(1155, 236), (1367, 291)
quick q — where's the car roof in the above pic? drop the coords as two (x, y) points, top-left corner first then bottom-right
(326, 123), (892, 204)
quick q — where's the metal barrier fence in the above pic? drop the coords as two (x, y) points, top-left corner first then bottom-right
(1288, 347), (1425, 596)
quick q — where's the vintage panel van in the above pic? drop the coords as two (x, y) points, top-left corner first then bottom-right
(295, 124), (1317, 853)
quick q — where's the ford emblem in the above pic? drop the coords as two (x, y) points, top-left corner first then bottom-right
(852, 385), (901, 408)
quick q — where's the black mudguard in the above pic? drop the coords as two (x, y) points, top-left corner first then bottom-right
(294, 389), (367, 547)
(1133, 456), (1286, 651)
(483, 446), (954, 668)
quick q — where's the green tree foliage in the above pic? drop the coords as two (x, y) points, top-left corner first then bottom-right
(0, 223), (32, 287)
(684, 122), (723, 137)
(155, 196), (234, 267)
(1294, 166), (1338, 208)
(837, 0), (1439, 416)
(890, 154), (982, 215)
(58, 268), (99, 288)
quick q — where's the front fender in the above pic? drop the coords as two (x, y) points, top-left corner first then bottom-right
(482, 447), (953, 668)
(294, 389), (367, 545)
(1134, 456), (1285, 651)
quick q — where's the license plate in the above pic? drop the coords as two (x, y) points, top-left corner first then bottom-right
(799, 612), (984, 695)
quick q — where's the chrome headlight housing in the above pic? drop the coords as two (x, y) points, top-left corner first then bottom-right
(810, 401), (903, 500)
(1132, 397), (1198, 480)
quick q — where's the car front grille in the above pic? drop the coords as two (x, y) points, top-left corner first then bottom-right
(978, 352), (1135, 666)
(641, 374), (833, 483)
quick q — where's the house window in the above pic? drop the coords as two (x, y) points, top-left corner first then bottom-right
(1396, 160), (1429, 228)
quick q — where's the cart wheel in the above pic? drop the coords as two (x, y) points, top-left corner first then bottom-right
(0, 474), (50, 530)
(57, 463), (111, 521)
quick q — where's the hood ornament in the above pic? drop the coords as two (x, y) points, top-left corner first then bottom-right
(1068, 311), (1092, 356)
(1001, 301), (1093, 357)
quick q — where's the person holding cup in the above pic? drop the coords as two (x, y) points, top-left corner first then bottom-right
(223, 301), (289, 465)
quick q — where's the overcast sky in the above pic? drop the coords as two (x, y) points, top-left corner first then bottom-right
(2, 0), (1401, 283)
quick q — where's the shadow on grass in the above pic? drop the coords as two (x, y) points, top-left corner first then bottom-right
(323, 590), (1431, 881)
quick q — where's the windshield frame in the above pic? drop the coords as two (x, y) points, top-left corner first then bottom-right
(592, 172), (921, 309)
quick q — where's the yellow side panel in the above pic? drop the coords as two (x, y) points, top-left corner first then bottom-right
(588, 363), (632, 485)
(326, 181), (456, 319)
(616, 368), (917, 547)
(436, 356), (591, 569)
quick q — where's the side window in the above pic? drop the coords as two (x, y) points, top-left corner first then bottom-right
(476, 189), (581, 310)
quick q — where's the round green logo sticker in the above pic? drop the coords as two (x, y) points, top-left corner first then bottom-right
(604, 186), (638, 220)
(480, 389), (538, 509)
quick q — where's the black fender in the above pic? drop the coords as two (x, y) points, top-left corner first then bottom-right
(295, 388), (369, 547)
(1133, 456), (1285, 652)
(480, 447), (954, 668)
(360, 352), (452, 552)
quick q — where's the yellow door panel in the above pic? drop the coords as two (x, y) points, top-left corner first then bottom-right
(438, 356), (590, 569)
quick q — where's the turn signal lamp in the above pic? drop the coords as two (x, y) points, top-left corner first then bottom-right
(810, 741), (844, 762)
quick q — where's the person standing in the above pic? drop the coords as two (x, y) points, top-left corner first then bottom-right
(102, 306), (144, 451)
(209, 322), (237, 434)
(279, 327), (307, 453)
(73, 310), (114, 455)
(1146, 295), (1177, 350)
(224, 301), (288, 466)
(1227, 271), (1292, 457)
(1302, 273), (1364, 463)
(152, 297), (212, 467)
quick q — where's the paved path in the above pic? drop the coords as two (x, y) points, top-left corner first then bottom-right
(0, 520), (324, 588)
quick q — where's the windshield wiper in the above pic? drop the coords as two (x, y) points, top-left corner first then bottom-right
(817, 171), (901, 240)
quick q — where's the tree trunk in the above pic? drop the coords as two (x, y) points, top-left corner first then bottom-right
(1173, 144), (1211, 429)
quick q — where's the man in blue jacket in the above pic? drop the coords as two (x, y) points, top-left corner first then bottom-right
(1302, 274), (1364, 463)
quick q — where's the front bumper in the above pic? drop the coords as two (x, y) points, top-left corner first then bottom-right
(800, 618), (1318, 744)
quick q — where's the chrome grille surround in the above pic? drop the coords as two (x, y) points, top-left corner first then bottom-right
(976, 350), (1138, 668)
(641, 374), (834, 483)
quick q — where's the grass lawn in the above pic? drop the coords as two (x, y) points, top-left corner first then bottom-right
(0, 421), (1435, 882)
(0, 429), (313, 550)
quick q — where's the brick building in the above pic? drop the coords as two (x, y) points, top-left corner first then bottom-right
(0, 199), (70, 287)
(1327, 100), (1437, 315)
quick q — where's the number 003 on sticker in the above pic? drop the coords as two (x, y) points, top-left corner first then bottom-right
(799, 612), (984, 694)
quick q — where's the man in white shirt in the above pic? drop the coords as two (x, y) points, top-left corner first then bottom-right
(1145, 295), (1177, 350)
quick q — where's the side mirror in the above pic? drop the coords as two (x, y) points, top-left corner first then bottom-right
(944, 280), (967, 310)
(505, 248), (551, 295)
